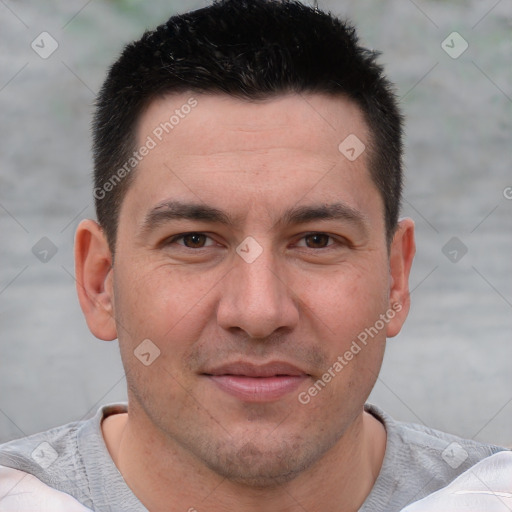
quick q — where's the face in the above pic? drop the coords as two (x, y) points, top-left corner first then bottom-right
(77, 92), (414, 486)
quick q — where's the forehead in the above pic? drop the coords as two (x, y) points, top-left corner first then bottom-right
(138, 92), (369, 158)
(122, 92), (381, 229)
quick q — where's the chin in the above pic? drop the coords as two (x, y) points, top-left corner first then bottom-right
(198, 435), (328, 488)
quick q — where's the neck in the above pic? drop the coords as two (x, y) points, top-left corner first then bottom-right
(102, 406), (386, 512)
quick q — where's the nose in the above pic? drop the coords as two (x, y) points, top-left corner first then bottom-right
(216, 244), (300, 340)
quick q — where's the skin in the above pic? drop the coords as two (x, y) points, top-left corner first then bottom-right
(75, 92), (415, 512)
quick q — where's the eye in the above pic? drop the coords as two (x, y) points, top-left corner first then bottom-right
(296, 232), (338, 249)
(166, 232), (216, 249)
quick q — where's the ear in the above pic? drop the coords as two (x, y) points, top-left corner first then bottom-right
(74, 219), (117, 341)
(386, 218), (415, 338)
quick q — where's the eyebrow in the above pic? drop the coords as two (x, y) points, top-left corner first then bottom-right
(140, 199), (369, 236)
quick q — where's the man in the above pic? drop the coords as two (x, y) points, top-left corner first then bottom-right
(0, 0), (508, 511)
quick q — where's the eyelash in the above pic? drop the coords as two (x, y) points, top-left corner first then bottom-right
(164, 232), (347, 251)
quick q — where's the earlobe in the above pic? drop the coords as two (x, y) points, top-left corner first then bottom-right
(386, 218), (416, 338)
(74, 219), (117, 341)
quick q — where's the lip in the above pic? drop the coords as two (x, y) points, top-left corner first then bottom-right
(203, 361), (309, 402)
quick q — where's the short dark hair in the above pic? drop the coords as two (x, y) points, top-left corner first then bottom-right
(92, 0), (403, 253)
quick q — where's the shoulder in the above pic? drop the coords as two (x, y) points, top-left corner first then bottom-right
(400, 451), (512, 511)
(0, 465), (93, 511)
(0, 403), (127, 476)
(366, 402), (506, 468)
(0, 418), (83, 480)
(0, 403), (128, 511)
(362, 403), (509, 511)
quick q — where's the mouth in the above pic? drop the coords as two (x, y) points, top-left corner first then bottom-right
(202, 361), (310, 402)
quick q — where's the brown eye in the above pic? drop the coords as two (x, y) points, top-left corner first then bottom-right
(166, 232), (215, 249)
(303, 233), (332, 249)
(181, 233), (208, 248)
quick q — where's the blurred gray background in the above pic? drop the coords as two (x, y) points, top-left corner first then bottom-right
(1, 0), (511, 446)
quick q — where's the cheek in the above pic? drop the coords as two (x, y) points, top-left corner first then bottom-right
(297, 261), (389, 398)
(110, 263), (220, 405)
(112, 259), (217, 340)
(299, 260), (390, 345)
(112, 261), (216, 415)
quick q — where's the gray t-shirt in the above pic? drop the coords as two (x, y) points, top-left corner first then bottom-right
(0, 402), (506, 511)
